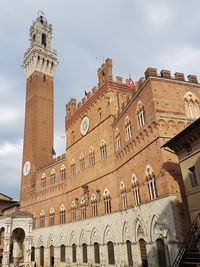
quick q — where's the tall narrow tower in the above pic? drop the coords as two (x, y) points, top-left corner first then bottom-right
(20, 16), (57, 204)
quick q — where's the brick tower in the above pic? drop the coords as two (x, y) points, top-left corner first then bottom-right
(20, 16), (57, 205)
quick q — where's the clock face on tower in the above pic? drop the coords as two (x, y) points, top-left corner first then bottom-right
(23, 161), (31, 176)
(80, 116), (89, 135)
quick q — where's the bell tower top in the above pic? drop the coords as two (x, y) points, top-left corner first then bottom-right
(23, 15), (58, 79)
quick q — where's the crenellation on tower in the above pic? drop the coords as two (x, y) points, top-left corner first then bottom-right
(174, 72), (185, 81)
(188, 74), (198, 84)
(97, 58), (113, 88)
(160, 69), (171, 79)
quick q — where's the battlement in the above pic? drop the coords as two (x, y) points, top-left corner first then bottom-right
(37, 153), (66, 171)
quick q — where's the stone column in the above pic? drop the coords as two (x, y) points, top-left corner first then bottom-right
(2, 238), (10, 267)
(54, 246), (60, 266)
(24, 237), (32, 264)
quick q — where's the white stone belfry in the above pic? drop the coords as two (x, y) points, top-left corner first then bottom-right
(23, 16), (58, 79)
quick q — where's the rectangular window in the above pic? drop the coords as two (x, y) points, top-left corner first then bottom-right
(89, 154), (95, 167)
(121, 193), (127, 210)
(189, 166), (198, 187)
(80, 160), (85, 171)
(71, 165), (76, 176)
(116, 136), (121, 150)
(60, 170), (66, 181)
(148, 180), (157, 200)
(40, 216), (45, 228)
(49, 214), (55, 226)
(101, 147), (107, 160)
(71, 209), (76, 222)
(60, 212), (66, 224)
(50, 174), (56, 185)
(81, 206), (86, 220)
(104, 198), (111, 214)
(92, 202), (97, 217)
(126, 124), (132, 140)
(41, 178), (46, 188)
(133, 187), (140, 206)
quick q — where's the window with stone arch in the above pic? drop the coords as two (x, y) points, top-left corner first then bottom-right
(91, 193), (98, 217)
(98, 107), (103, 122)
(71, 159), (76, 176)
(184, 91), (200, 119)
(41, 172), (46, 188)
(80, 153), (86, 172)
(59, 204), (66, 224)
(60, 164), (66, 181)
(120, 181), (128, 210)
(145, 165), (157, 200)
(100, 139), (107, 160)
(50, 169), (56, 185)
(40, 210), (45, 228)
(80, 197), (87, 220)
(71, 200), (77, 222)
(82, 243), (88, 263)
(60, 244), (65, 262)
(125, 116), (132, 141)
(72, 243), (77, 262)
(103, 188), (111, 214)
(131, 173), (140, 206)
(137, 101), (145, 128)
(89, 147), (95, 167)
(33, 213), (36, 229)
(115, 128), (121, 150)
(107, 241), (115, 265)
(71, 130), (75, 143)
(49, 207), (55, 226)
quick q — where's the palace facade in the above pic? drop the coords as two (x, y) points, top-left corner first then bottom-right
(0, 16), (200, 267)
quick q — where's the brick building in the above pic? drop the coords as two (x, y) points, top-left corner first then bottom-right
(0, 16), (200, 267)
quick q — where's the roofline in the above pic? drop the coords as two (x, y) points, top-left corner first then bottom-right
(162, 117), (200, 148)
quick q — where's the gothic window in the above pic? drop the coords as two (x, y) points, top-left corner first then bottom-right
(71, 130), (75, 143)
(80, 197), (86, 220)
(139, 239), (148, 267)
(115, 128), (121, 150)
(91, 194), (98, 217)
(98, 108), (102, 122)
(31, 246), (35, 261)
(60, 245), (65, 262)
(40, 246), (44, 267)
(72, 244), (77, 262)
(49, 207), (55, 226)
(80, 153), (86, 171)
(125, 116), (132, 141)
(41, 33), (46, 46)
(156, 238), (167, 267)
(40, 210), (45, 228)
(131, 174), (140, 206)
(94, 242), (100, 264)
(189, 166), (199, 187)
(71, 159), (76, 176)
(103, 189), (111, 214)
(145, 165), (157, 200)
(41, 173), (46, 188)
(126, 240), (133, 266)
(50, 169), (56, 185)
(100, 139), (107, 160)
(137, 101), (145, 128)
(60, 164), (66, 181)
(59, 204), (66, 224)
(120, 181), (128, 210)
(107, 241), (115, 265)
(184, 92), (200, 119)
(71, 201), (77, 222)
(82, 243), (88, 263)
(89, 147), (95, 167)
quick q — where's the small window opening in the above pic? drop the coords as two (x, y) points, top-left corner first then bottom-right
(42, 33), (46, 46)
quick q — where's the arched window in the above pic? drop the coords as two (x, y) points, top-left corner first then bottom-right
(80, 153), (86, 171)
(156, 238), (167, 267)
(31, 246), (35, 261)
(60, 245), (65, 262)
(100, 139), (107, 160)
(184, 92), (200, 119)
(131, 174), (140, 206)
(41, 173), (46, 188)
(40, 210), (45, 228)
(107, 241), (115, 265)
(145, 165), (157, 200)
(103, 189), (111, 214)
(120, 181), (127, 210)
(71, 130), (75, 143)
(89, 147), (95, 167)
(139, 239), (148, 267)
(41, 33), (46, 46)
(50, 169), (56, 185)
(50, 245), (54, 267)
(71, 159), (76, 176)
(126, 240), (133, 266)
(80, 197), (86, 220)
(40, 246), (44, 267)
(98, 108), (102, 122)
(60, 164), (66, 181)
(125, 116), (132, 141)
(71, 201), (77, 222)
(94, 242), (100, 264)
(82, 243), (88, 263)
(91, 194), (98, 217)
(49, 207), (55, 226)
(72, 244), (76, 262)
(33, 213), (36, 229)
(59, 204), (66, 224)
(115, 128), (121, 150)
(137, 101), (145, 128)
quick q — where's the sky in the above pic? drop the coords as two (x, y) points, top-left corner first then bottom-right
(0, 0), (200, 200)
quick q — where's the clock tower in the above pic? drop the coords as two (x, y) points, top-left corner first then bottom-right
(20, 16), (58, 204)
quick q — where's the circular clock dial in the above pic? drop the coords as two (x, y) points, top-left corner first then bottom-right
(80, 116), (89, 135)
(23, 161), (31, 176)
